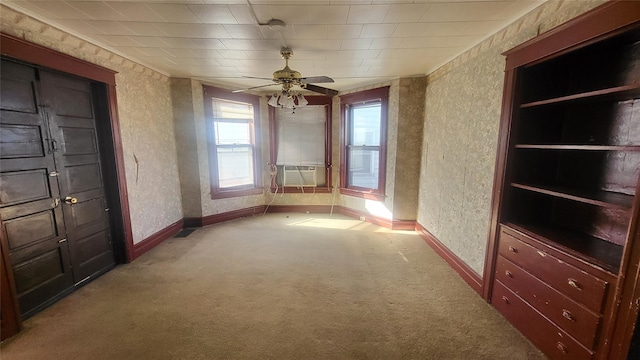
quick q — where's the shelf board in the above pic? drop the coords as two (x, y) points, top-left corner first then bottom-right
(515, 144), (640, 151)
(504, 222), (622, 274)
(520, 84), (640, 108)
(511, 182), (634, 209)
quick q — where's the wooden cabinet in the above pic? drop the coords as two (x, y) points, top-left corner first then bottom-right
(485, 2), (640, 359)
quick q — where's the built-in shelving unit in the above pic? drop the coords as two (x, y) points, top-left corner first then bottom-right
(485, 3), (640, 359)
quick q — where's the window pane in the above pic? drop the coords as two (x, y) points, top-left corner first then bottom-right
(348, 148), (379, 189)
(214, 122), (251, 145)
(351, 103), (381, 146)
(217, 147), (254, 188)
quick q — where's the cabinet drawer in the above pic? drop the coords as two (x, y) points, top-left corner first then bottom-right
(495, 256), (601, 349)
(492, 281), (593, 360)
(498, 229), (608, 312)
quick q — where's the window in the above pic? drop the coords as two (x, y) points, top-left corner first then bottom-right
(268, 96), (332, 193)
(340, 87), (389, 200)
(203, 86), (262, 199)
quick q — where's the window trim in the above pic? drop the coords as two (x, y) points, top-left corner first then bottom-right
(203, 86), (263, 199)
(340, 87), (389, 201)
(268, 96), (332, 194)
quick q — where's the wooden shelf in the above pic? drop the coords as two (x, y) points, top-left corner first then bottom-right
(520, 84), (640, 108)
(515, 144), (640, 151)
(504, 222), (623, 274)
(511, 182), (634, 210)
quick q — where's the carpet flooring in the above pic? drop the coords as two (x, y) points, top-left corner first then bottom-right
(0, 213), (546, 359)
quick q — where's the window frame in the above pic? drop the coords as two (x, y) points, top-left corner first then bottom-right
(339, 87), (389, 201)
(203, 85), (263, 199)
(268, 96), (332, 193)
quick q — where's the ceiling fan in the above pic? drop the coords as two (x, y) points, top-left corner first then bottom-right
(234, 47), (339, 104)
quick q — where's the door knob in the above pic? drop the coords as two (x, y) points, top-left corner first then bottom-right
(64, 196), (78, 204)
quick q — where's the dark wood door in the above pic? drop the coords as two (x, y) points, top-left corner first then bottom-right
(0, 60), (74, 317)
(0, 60), (115, 318)
(39, 70), (115, 285)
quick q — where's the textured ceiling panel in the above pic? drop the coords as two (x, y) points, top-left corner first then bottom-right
(4, 0), (544, 91)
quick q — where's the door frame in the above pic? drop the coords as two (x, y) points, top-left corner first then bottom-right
(0, 33), (134, 335)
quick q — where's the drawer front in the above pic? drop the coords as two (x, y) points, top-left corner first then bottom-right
(498, 229), (608, 312)
(495, 256), (601, 349)
(492, 281), (594, 360)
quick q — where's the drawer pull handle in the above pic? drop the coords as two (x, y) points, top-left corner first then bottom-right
(505, 270), (513, 278)
(562, 309), (575, 321)
(508, 246), (518, 253)
(568, 278), (582, 290)
(557, 342), (568, 354)
(502, 296), (510, 304)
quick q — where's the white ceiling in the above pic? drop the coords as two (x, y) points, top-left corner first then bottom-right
(3, 0), (545, 93)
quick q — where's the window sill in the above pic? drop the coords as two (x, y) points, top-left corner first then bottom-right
(270, 187), (333, 194)
(211, 187), (263, 199)
(340, 188), (385, 201)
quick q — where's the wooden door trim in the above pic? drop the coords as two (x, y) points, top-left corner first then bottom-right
(0, 33), (133, 260)
(0, 34), (116, 85)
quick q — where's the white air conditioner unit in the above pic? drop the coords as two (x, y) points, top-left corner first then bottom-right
(283, 166), (317, 187)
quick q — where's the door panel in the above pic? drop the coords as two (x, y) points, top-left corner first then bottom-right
(0, 60), (73, 317)
(66, 163), (103, 194)
(0, 124), (44, 157)
(0, 169), (51, 205)
(12, 245), (73, 315)
(4, 210), (58, 250)
(61, 127), (97, 155)
(39, 70), (115, 284)
(0, 66), (37, 113)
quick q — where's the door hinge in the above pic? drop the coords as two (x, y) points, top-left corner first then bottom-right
(58, 238), (67, 243)
(51, 139), (58, 152)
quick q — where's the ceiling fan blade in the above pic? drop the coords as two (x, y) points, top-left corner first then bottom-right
(301, 76), (334, 84)
(232, 83), (277, 93)
(303, 84), (339, 97)
(241, 75), (274, 81)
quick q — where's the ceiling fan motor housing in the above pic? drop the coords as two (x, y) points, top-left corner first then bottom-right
(273, 47), (301, 83)
(273, 67), (301, 82)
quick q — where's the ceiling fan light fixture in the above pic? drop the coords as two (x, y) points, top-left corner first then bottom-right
(279, 94), (295, 108)
(268, 94), (279, 107)
(297, 94), (308, 106)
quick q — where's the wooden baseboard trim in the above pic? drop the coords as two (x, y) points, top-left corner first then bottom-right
(266, 205), (334, 213)
(415, 223), (483, 295)
(132, 219), (184, 260)
(201, 206), (266, 227)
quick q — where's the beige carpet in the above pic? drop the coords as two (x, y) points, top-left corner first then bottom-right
(0, 213), (546, 360)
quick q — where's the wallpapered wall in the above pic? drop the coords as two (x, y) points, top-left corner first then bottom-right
(171, 78), (202, 218)
(417, 0), (607, 276)
(0, 5), (183, 244)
